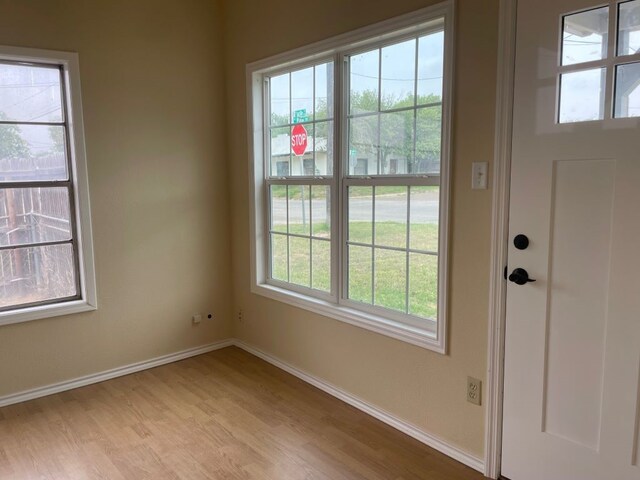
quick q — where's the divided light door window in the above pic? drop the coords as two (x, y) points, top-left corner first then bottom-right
(559, 0), (640, 123)
(260, 12), (449, 341)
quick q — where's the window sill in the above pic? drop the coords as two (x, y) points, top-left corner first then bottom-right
(251, 283), (445, 353)
(0, 300), (97, 328)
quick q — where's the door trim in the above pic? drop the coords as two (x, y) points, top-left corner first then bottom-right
(485, 0), (517, 478)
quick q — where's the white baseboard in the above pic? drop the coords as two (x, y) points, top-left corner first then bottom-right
(0, 337), (485, 475)
(0, 339), (234, 408)
(234, 340), (485, 474)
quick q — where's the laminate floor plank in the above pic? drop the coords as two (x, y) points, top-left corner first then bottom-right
(0, 347), (486, 480)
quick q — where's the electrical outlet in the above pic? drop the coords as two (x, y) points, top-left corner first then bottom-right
(192, 314), (202, 325)
(238, 309), (243, 322)
(467, 376), (481, 406)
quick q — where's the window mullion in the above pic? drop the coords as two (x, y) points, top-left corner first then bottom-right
(405, 186), (411, 314)
(371, 185), (376, 305)
(312, 65), (317, 176)
(0, 239), (73, 253)
(336, 53), (347, 303)
(343, 176), (440, 187)
(0, 180), (72, 189)
(309, 186), (313, 288)
(603, 1), (617, 119)
(286, 185), (290, 283)
(412, 38), (420, 173)
(266, 178), (331, 186)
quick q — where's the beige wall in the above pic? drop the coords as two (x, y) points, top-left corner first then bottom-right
(224, 0), (498, 458)
(0, 0), (498, 462)
(0, 0), (232, 397)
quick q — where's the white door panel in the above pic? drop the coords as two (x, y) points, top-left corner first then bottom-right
(502, 0), (640, 479)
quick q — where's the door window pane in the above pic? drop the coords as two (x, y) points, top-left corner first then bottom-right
(562, 7), (609, 66)
(559, 68), (606, 123)
(614, 62), (640, 118)
(618, 0), (640, 57)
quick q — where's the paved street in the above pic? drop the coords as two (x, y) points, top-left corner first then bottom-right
(271, 191), (439, 225)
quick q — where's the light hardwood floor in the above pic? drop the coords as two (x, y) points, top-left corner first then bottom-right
(0, 347), (486, 479)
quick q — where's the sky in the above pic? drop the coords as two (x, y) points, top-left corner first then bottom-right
(269, 30), (445, 125)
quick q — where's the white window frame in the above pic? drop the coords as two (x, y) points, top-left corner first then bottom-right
(247, 1), (454, 353)
(0, 46), (97, 327)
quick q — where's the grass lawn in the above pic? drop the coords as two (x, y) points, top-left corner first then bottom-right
(271, 221), (438, 320)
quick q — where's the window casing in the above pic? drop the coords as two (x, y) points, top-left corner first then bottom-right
(248, 2), (453, 352)
(0, 47), (96, 326)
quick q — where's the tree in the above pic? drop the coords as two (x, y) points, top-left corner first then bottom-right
(48, 126), (65, 153)
(268, 88), (442, 175)
(349, 90), (442, 174)
(0, 112), (29, 160)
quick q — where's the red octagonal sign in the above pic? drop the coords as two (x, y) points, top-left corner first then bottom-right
(291, 124), (308, 157)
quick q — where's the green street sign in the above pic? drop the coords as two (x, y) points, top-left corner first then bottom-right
(293, 109), (309, 124)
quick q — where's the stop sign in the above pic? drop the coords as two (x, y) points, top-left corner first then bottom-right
(291, 124), (308, 156)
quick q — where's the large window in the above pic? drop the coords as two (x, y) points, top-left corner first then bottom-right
(0, 47), (96, 326)
(249, 3), (453, 351)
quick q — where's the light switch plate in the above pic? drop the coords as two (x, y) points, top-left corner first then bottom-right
(472, 162), (488, 190)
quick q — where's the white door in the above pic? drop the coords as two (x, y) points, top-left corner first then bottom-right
(502, 0), (640, 479)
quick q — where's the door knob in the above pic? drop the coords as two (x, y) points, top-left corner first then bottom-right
(508, 268), (536, 285)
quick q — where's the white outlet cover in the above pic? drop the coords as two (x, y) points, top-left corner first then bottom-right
(472, 162), (488, 190)
(192, 314), (202, 324)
